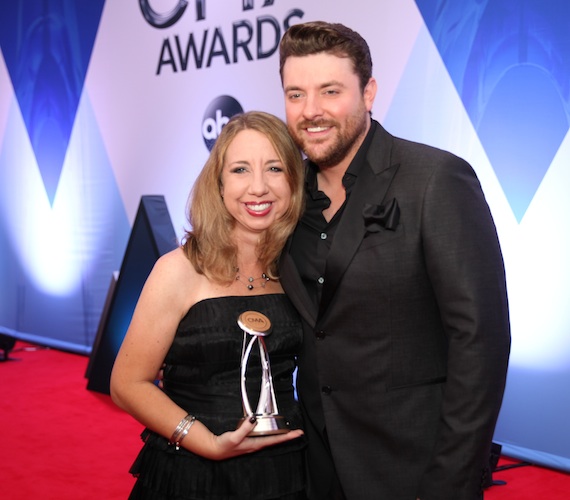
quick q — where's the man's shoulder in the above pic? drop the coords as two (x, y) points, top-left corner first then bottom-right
(390, 137), (472, 178)
(369, 122), (462, 165)
(392, 134), (458, 160)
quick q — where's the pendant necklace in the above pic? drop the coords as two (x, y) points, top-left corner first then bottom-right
(235, 268), (270, 290)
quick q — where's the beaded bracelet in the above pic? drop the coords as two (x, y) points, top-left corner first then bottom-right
(169, 414), (196, 450)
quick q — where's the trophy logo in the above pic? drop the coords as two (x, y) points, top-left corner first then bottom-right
(238, 311), (290, 436)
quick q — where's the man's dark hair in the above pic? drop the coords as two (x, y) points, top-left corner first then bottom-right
(279, 21), (373, 92)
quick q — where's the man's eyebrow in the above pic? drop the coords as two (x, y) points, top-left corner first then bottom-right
(320, 80), (345, 89)
(284, 84), (301, 93)
(284, 81), (345, 93)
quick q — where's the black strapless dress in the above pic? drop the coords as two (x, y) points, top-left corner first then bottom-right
(128, 294), (306, 500)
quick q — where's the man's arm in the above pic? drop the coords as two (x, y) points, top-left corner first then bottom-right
(417, 155), (511, 499)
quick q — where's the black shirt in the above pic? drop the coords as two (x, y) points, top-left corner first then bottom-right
(289, 121), (378, 310)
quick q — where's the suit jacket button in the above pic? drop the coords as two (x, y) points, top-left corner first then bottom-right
(322, 385), (332, 395)
(315, 330), (326, 340)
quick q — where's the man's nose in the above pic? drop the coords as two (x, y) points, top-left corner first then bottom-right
(302, 94), (323, 120)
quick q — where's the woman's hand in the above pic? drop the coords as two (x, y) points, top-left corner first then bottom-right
(187, 417), (304, 460)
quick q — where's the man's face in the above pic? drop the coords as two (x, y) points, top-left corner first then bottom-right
(282, 52), (376, 169)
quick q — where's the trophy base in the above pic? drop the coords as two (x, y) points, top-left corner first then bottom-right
(239, 414), (290, 436)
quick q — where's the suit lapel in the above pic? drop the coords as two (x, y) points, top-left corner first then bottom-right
(318, 125), (399, 319)
(279, 239), (318, 327)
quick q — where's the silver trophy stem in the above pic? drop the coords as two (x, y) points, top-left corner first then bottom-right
(256, 337), (279, 415)
(240, 334), (256, 416)
(238, 311), (290, 436)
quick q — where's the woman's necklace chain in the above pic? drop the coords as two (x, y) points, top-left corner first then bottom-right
(235, 268), (270, 290)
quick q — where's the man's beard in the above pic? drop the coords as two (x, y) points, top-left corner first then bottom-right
(290, 109), (368, 168)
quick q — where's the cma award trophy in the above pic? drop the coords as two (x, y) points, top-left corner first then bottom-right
(237, 311), (290, 436)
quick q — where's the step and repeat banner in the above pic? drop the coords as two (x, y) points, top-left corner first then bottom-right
(1, 0), (569, 472)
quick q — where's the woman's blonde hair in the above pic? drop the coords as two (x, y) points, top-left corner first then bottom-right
(182, 111), (304, 284)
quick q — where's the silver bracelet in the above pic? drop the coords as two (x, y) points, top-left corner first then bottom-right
(169, 414), (196, 450)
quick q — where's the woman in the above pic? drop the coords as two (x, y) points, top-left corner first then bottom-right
(110, 111), (306, 499)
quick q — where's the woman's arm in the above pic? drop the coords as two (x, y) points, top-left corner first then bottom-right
(110, 248), (303, 459)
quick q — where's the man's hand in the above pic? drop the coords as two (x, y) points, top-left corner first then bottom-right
(155, 365), (165, 389)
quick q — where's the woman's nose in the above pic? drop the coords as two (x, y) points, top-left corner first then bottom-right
(248, 171), (269, 195)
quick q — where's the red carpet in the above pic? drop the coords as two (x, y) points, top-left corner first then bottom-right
(1, 342), (569, 499)
(486, 457), (570, 500)
(1, 343), (140, 499)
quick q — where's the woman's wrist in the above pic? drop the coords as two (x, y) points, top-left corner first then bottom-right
(169, 414), (196, 450)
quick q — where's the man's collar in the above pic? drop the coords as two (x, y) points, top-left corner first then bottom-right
(346, 119), (377, 177)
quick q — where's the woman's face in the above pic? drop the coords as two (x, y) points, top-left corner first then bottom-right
(220, 129), (292, 238)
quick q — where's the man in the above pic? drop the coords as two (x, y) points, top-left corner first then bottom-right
(278, 21), (511, 500)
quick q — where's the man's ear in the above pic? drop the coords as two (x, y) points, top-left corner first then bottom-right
(364, 77), (377, 112)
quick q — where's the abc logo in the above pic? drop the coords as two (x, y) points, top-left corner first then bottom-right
(202, 96), (244, 151)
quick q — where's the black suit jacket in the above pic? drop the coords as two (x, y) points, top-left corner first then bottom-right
(280, 122), (511, 500)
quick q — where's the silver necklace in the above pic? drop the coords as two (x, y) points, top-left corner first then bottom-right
(235, 268), (270, 290)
